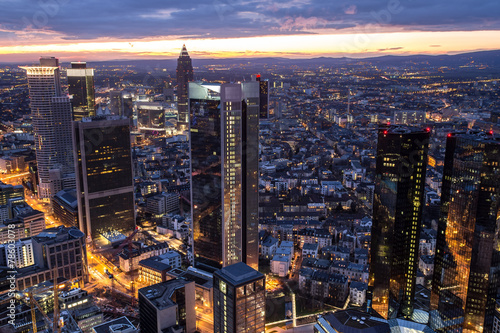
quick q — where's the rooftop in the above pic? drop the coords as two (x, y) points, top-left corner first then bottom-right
(138, 278), (192, 310)
(319, 310), (389, 333)
(92, 316), (136, 333)
(216, 262), (263, 286)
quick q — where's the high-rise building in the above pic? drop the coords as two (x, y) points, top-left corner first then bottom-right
(136, 102), (166, 133)
(109, 90), (134, 118)
(67, 62), (95, 121)
(176, 44), (193, 130)
(368, 126), (430, 319)
(213, 262), (265, 333)
(252, 74), (269, 119)
(189, 82), (259, 271)
(430, 131), (500, 333)
(73, 116), (135, 242)
(22, 57), (75, 199)
(138, 278), (196, 333)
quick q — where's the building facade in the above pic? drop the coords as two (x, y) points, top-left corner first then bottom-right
(22, 57), (75, 199)
(67, 62), (95, 121)
(176, 44), (193, 129)
(213, 262), (265, 333)
(430, 131), (500, 333)
(368, 126), (430, 319)
(189, 82), (259, 271)
(138, 278), (196, 333)
(73, 116), (136, 241)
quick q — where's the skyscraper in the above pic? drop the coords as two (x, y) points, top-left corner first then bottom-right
(430, 131), (500, 333)
(22, 57), (75, 199)
(176, 44), (193, 130)
(189, 81), (259, 271)
(368, 126), (430, 319)
(73, 116), (135, 242)
(213, 262), (265, 333)
(67, 62), (95, 121)
(252, 74), (269, 119)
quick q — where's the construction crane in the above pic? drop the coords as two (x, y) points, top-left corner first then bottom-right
(24, 268), (63, 333)
(111, 226), (141, 257)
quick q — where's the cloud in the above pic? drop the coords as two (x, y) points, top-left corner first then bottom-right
(377, 47), (404, 51)
(0, 0), (499, 43)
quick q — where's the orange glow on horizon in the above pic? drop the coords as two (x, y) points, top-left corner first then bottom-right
(0, 30), (500, 62)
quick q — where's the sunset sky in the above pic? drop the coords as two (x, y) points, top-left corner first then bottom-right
(0, 0), (499, 62)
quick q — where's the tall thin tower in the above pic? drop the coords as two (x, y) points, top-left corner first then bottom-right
(189, 81), (259, 272)
(22, 57), (75, 199)
(67, 61), (95, 121)
(368, 126), (429, 319)
(430, 131), (500, 333)
(176, 44), (193, 130)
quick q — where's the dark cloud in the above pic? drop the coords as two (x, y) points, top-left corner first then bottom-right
(0, 0), (498, 40)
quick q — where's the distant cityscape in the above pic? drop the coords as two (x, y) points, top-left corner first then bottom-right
(0, 45), (499, 333)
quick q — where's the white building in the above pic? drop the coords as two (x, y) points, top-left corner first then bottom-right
(271, 255), (290, 277)
(260, 236), (279, 259)
(0, 238), (34, 268)
(349, 282), (367, 306)
(21, 58), (75, 199)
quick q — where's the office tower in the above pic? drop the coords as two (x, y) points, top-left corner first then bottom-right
(138, 278), (196, 333)
(430, 131), (500, 333)
(16, 226), (87, 290)
(0, 181), (24, 205)
(252, 74), (269, 119)
(189, 82), (259, 271)
(73, 116), (135, 242)
(109, 90), (134, 118)
(22, 57), (75, 199)
(136, 102), (166, 133)
(368, 126), (429, 319)
(67, 62), (95, 121)
(176, 44), (193, 130)
(213, 262), (265, 333)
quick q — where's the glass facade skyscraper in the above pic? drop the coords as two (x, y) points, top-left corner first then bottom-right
(73, 116), (135, 241)
(430, 131), (500, 333)
(252, 75), (269, 119)
(176, 44), (193, 130)
(368, 126), (430, 319)
(189, 82), (259, 271)
(67, 62), (95, 121)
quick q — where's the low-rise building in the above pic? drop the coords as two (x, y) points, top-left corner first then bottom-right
(261, 235), (279, 259)
(271, 255), (290, 277)
(119, 242), (169, 272)
(349, 282), (368, 306)
(302, 243), (319, 259)
(419, 255), (434, 278)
